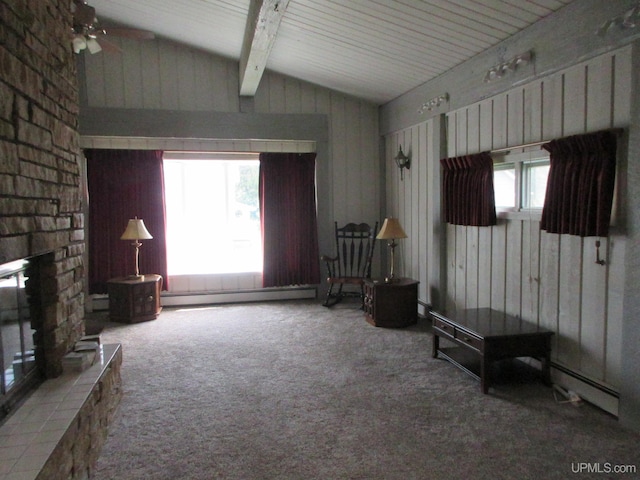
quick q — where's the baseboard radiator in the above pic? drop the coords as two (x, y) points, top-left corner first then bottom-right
(91, 286), (317, 311)
(550, 362), (619, 416)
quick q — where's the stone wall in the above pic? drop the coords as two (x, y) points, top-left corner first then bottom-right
(36, 346), (123, 480)
(0, 0), (85, 374)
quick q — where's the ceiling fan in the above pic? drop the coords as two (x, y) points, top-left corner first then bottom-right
(71, 0), (154, 54)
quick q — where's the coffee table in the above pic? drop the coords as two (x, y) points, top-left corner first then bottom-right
(430, 308), (554, 393)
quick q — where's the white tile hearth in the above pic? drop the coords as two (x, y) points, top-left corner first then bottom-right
(0, 344), (121, 480)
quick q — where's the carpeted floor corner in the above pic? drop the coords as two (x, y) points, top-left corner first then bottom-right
(90, 300), (640, 479)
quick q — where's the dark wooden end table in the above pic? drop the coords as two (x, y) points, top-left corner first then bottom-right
(363, 278), (418, 328)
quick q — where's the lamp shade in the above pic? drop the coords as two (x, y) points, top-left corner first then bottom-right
(376, 218), (407, 240)
(120, 218), (153, 240)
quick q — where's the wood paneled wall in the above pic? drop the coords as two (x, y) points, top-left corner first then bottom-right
(80, 37), (382, 292)
(82, 37), (380, 227)
(385, 45), (632, 410)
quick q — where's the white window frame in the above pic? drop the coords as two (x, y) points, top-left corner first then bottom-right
(493, 150), (550, 220)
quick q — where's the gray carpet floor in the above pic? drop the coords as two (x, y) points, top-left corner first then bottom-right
(89, 300), (640, 480)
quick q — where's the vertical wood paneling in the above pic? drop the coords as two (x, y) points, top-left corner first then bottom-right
(466, 227), (479, 309)
(586, 54), (613, 132)
(613, 47), (632, 126)
(492, 95), (508, 148)
(446, 223), (456, 311)
(140, 42), (162, 109)
(563, 64), (587, 136)
(176, 50), (198, 110)
(557, 236), (583, 367)
(439, 48), (631, 407)
(539, 232), (560, 353)
(521, 219), (540, 323)
(268, 74), (287, 113)
(329, 94), (347, 224)
(121, 41), (143, 108)
(345, 101), (362, 219)
(102, 46), (126, 108)
(479, 99), (493, 151)
(158, 43), (180, 110)
(477, 227), (492, 308)
(541, 73), (564, 139)
(606, 236), (625, 386)
(362, 103), (379, 223)
(84, 52), (107, 107)
(504, 219), (522, 316)
(284, 77), (302, 113)
(418, 121), (429, 304)
(507, 89), (525, 147)
(523, 82), (543, 143)
(581, 240), (607, 377)
(490, 223), (507, 312)
(408, 124), (420, 281)
(455, 225), (467, 307)
(192, 50), (216, 110)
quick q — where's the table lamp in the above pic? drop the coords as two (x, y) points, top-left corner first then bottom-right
(376, 217), (407, 283)
(120, 217), (153, 279)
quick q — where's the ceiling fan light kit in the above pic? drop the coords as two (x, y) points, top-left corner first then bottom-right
(71, 0), (153, 54)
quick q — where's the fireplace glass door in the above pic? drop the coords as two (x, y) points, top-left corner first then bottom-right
(0, 260), (36, 406)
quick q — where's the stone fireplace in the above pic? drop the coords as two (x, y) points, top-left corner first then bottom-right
(1, 0), (87, 410)
(0, 1), (122, 478)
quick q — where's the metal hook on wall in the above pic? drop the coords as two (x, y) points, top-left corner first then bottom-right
(595, 240), (606, 265)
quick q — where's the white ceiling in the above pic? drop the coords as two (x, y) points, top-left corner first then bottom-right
(88, 0), (575, 104)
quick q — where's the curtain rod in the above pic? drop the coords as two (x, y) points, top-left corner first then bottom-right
(488, 128), (625, 155)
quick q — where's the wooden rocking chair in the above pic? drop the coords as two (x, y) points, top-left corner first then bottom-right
(321, 221), (378, 307)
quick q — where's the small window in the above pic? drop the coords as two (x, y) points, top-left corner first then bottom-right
(522, 160), (550, 209)
(493, 151), (550, 214)
(494, 163), (516, 209)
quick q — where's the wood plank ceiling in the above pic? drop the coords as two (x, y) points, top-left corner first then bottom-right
(87, 0), (575, 104)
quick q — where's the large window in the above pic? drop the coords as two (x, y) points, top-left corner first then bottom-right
(163, 153), (261, 275)
(493, 151), (550, 213)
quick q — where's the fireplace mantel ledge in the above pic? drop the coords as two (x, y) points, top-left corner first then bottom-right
(0, 343), (122, 480)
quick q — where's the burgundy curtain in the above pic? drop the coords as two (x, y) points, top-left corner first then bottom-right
(540, 130), (617, 237)
(259, 152), (321, 287)
(85, 149), (168, 293)
(441, 152), (497, 226)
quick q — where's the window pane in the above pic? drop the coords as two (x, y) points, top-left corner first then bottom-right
(523, 162), (550, 208)
(163, 158), (262, 275)
(494, 165), (516, 208)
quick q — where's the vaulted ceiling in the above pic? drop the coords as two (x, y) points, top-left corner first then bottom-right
(87, 0), (575, 105)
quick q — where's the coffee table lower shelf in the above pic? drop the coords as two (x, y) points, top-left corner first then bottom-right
(436, 346), (548, 389)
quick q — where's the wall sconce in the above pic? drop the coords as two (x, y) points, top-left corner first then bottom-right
(484, 51), (533, 83)
(395, 146), (410, 181)
(418, 93), (449, 115)
(597, 3), (640, 36)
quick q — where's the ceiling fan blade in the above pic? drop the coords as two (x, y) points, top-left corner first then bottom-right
(101, 26), (155, 40)
(94, 37), (122, 54)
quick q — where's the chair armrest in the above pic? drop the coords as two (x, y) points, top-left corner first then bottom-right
(320, 254), (337, 279)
